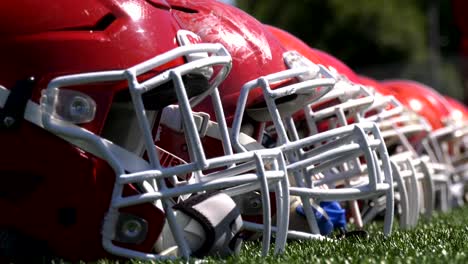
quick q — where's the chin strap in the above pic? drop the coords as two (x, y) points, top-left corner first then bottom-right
(294, 200), (368, 239)
(0, 78), (35, 129)
(155, 192), (243, 258)
(295, 201), (346, 236)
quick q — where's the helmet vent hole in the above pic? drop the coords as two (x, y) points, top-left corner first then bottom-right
(170, 5), (199, 14)
(93, 13), (117, 31)
(54, 13), (116, 32)
(101, 101), (157, 157)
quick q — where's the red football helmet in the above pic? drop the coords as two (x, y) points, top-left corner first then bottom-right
(289, 45), (395, 233)
(257, 25), (394, 235)
(380, 80), (457, 161)
(444, 96), (468, 122)
(358, 76), (435, 228)
(164, 2), (395, 240)
(0, 0), (290, 261)
(381, 80), (465, 210)
(442, 96), (468, 192)
(443, 96), (468, 148)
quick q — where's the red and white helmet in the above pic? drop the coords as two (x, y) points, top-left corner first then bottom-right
(157, 0), (314, 254)
(163, 2), (395, 240)
(381, 80), (465, 210)
(442, 96), (468, 196)
(358, 76), (435, 228)
(0, 0), (290, 261)
(251, 25), (395, 236)
(444, 96), (468, 122)
(379, 80), (457, 163)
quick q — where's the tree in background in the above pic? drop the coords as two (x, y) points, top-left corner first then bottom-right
(237, 0), (466, 101)
(452, 0), (468, 102)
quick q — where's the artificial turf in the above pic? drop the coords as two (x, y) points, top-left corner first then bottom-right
(58, 205), (468, 264)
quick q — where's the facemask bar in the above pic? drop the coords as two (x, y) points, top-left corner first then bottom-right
(231, 68), (394, 238)
(396, 83), (468, 209)
(449, 121), (468, 183)
(296, 79), (393, 232)
(419, 131), (456, 212)
(448, 123), (468, 166)
(40, 43), (289, 259)
(157, 103), (292, 254)
(422, 121), (467, 209)
(425, 118), (468, 168)
(361, 93), (435, 228)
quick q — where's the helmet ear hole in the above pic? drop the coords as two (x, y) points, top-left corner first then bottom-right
(101, 101), (157, 156)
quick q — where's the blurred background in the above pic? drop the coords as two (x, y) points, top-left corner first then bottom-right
(221, 0), (468, 104)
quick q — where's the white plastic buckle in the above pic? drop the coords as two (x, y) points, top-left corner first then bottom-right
(160, 105), (210, 137)
(193, 112), (210, 138)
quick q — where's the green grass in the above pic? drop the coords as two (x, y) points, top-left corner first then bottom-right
(72, 206), (468, 264)
(129, 206), (467, 264)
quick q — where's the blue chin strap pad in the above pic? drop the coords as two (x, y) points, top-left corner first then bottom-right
(321, 201), (347, 230)
(296, 201), (346, 235)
